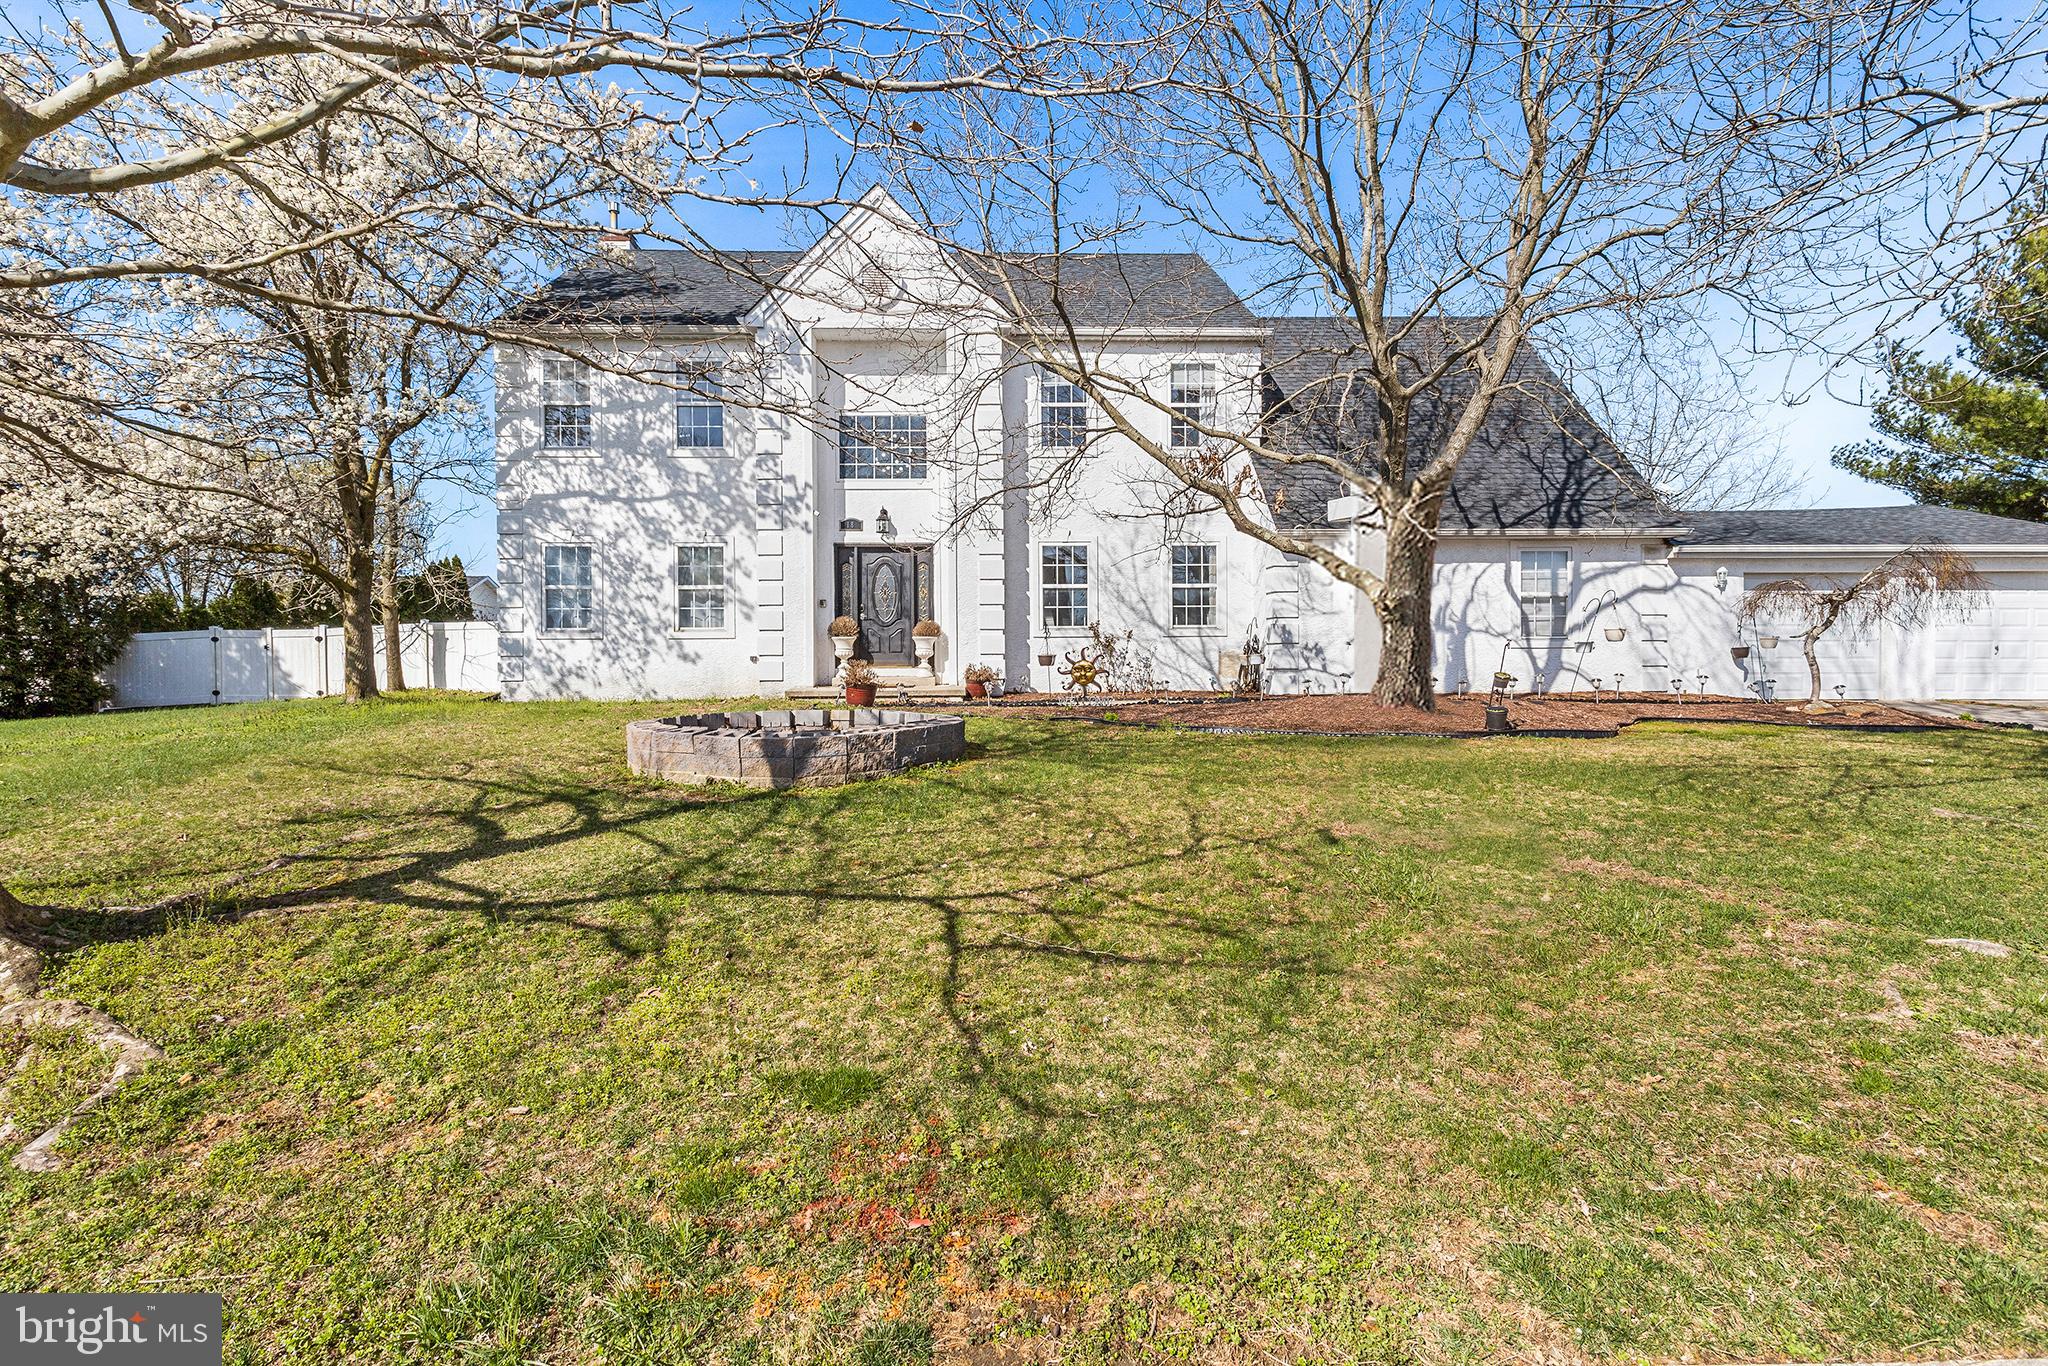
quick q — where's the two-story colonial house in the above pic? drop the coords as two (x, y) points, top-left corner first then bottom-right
(491, 189), (2048, 703)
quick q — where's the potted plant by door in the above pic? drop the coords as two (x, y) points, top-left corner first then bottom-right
(963, 662), (997, 700)
(912, 618), (942, 678)
(842, 658), (880, 707)
(828, 615), (860, 680)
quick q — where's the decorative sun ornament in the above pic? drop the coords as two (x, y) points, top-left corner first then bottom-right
(1057, 648), (1103, 698)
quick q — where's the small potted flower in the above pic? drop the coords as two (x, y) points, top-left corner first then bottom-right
(828, 615), (860, 679)
(842, 657), (879, 707)
(963, 662), (997, 700)
(912, 618), (942, 678)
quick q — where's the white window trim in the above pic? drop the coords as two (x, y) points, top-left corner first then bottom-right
(1035, 365), (1089, 451)
(1166, 541), (1224, 635)
(673, 359), (732, 456)
(837, 413), (930, 483)
(538, 539), (601, 637)
(1517, 547), (1572, 641)
(539, 356), (595, 453)
(670, 537), (737, 639)
(1036, 539), (1094, 637)
(1168, 362), (1218, 449)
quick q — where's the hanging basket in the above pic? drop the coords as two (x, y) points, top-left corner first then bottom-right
(1730, 645), (1752, 661)
(1758, 635), (1779, 650)
(1604, 627), (1627, 642)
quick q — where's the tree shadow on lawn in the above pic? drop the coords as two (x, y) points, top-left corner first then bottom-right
(1637, 726), (2048, 832)
(43, 726), (1344, 1121)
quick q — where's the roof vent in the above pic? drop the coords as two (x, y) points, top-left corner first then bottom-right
(856, 264), (892, 301)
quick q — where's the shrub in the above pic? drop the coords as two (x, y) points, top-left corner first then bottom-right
(963, 663), (998, 684)
(842, 658), (879, 687)
(828, 615), (860, 637)
(911, 618), (942, 638)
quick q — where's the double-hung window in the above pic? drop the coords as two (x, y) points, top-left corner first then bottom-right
(1039, 544), (1089, 630)
(1170, 544), (1219, 629)
(542, 544), (596, 631)
(674, 543), (728, 631)
(1169, 363), (1216, 447)
(1518, 549), (1571, 639)
(541, 356), (592, 449)
(675, 368), (725, 450)
(1039, 368), (1087, 448)
(838, 414), (927, 479)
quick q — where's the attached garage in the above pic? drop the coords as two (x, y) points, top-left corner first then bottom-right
(1679, 508), (2048, 703)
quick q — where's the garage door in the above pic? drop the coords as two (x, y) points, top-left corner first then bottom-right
(1930, 591), (2048, 699)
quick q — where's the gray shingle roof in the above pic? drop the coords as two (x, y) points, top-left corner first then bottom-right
(1680, 506), (2048, 546)
(505, 249), (806, 327)
(966, 253), (1258, 329)
(1257, 316), (1676, 532)
(511, 248), (1255, 330)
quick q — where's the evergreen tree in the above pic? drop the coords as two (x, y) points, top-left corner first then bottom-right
(1835, 208), (2048, 522)
(0, 542), (131, 719)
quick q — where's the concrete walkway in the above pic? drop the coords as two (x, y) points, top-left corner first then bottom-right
(1894, 700), (2048, 730)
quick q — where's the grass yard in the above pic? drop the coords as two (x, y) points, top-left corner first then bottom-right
(2, 694), (2046, 1364)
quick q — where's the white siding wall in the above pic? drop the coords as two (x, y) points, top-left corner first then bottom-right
(495, 341), (764, 701)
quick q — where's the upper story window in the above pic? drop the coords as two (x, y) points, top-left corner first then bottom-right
(540, 355), (592, 450)
(542, 543), (596, 631)
(1170, 544), (1219, 629)
(839, 414), (927, 480)
(674, 543), (729, 631)
(1039, 544), (1089, 630)
(1518, 549), (1570, 639)
(675, 368), (725, 450)
(1169, 363), (1216, 447)
(1039, 368), (1087, 448)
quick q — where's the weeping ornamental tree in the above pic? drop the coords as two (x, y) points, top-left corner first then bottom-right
(1738, 547), (1986, 703)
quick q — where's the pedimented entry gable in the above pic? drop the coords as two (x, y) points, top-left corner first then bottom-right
(748, 186), (1000, 329)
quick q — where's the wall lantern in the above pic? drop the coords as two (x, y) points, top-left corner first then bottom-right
(1715, 566), (1730, 592)
(875, 507), (896, 540)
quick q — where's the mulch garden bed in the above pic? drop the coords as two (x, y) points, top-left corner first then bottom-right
(966, 690), (1969, 738)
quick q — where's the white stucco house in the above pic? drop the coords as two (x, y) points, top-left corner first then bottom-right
(489, 189), (2048, 704)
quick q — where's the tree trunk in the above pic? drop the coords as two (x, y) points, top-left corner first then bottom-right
(339, 545), (379, 703)
(378, 467), (406, 693)
(1369, 511), (1438, 710)
(1803, 631), (1823, 703)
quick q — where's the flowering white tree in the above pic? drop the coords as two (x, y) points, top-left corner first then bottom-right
(52, 66), (632, 701)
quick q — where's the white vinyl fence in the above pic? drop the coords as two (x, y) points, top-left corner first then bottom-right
(103, 621), (501, 709)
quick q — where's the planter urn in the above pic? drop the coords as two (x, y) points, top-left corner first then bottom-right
(831, 635), (857, 680)
(913, 636), (937, 678)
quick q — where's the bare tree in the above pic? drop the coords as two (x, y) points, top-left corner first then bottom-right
(1739, 546), (1986, 703)
(899, 0), (2043, 708)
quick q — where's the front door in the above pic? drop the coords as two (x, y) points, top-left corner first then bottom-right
(835, 546), (931, 666)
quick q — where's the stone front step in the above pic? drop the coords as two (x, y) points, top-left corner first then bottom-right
(787, 683), (967, 701)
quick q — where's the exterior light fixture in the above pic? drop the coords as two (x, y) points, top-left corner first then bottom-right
(875, 508), (896, 541)
(1715, 566), (1730, 592)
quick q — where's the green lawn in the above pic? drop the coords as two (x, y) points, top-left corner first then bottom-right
(2, 694), (2045, 1364)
